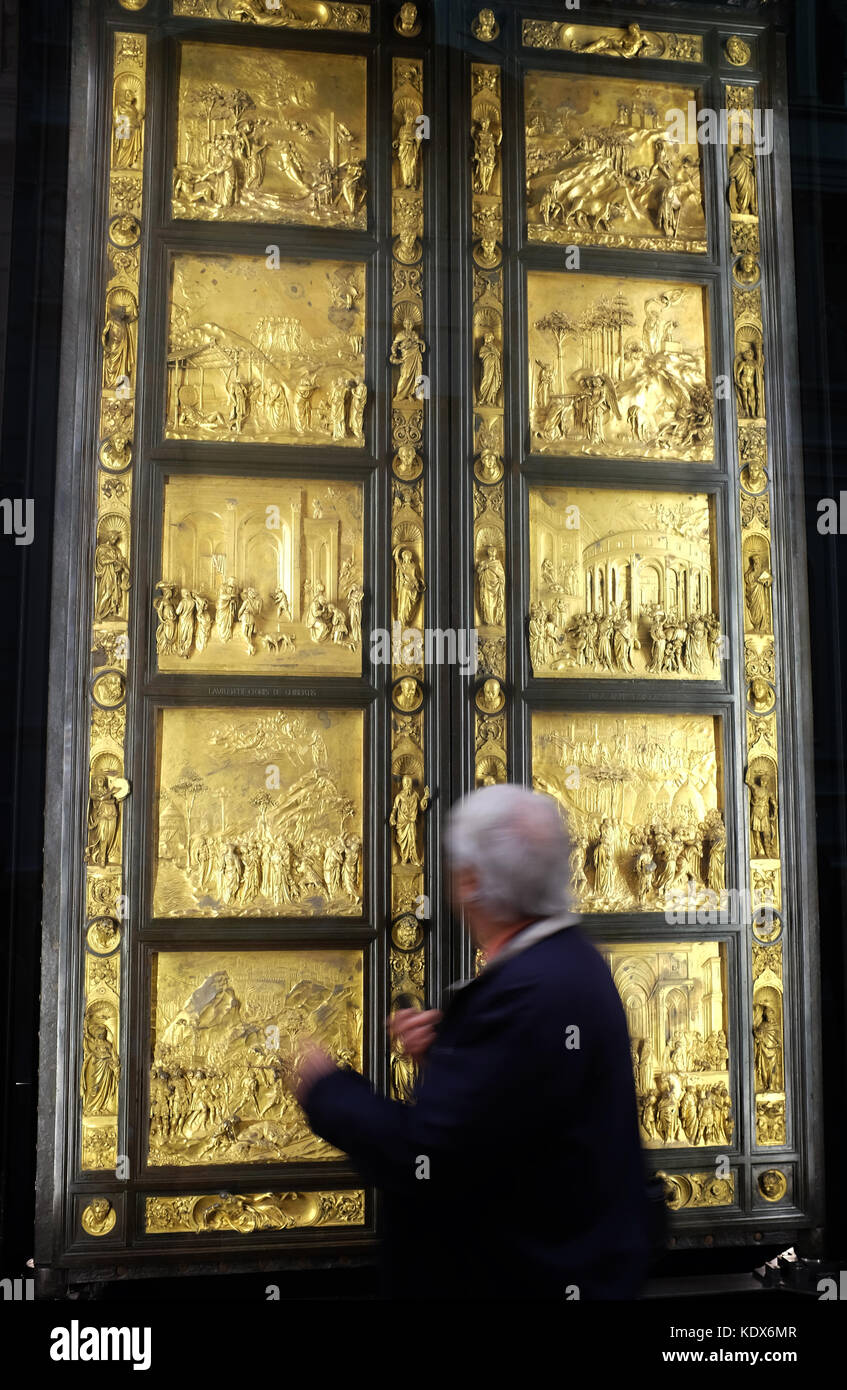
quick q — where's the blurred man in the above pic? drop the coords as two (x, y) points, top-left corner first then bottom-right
(296, 784), (650, 1300)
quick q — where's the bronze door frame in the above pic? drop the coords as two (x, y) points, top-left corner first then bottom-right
(36, 0), (822, 1286)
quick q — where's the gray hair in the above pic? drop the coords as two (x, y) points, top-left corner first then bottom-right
(445, 783), (574, 926)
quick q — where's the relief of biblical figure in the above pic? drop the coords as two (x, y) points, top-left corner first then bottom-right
(477, 546), (505, 627)
(728, 145), (757, 216)
(94, 530), (131, 620)
(477, 331), (502, 406)
(81, 1010), (120, 1116)
(389, 774), (430, 866)
(102, 289), (138, 392)
(390, 315), (426, 400)
(174, 44), (367, 228)
(393, 546), (425, 627)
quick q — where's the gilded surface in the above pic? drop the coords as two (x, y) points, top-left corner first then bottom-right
(527, 271), (712, 461)
(172, 0), (370, 32)
(157, 475), (363, 674)
(727, 84), (786, 1148)
(600, 942), (732, 1149)
(472, 61), (508, 794)
(757, 1169), (787, 1202)
(153, 707), (363, 918)
(525, 71), (706, 253)
(81, 31), (147, 1172)
(658, 1172), (735, 1208)
(388, 57), (428, 1085)
(174, 43), (366, 228)
(146, 1189), (365, 1232)
(81, 1198), (117, 1236)
(148, 949), (363, 1165)
(522, 20), (703, 65)
(532, 711), (725, 914)
(528, 486), (720, 679)
(166, 254), (366, 447)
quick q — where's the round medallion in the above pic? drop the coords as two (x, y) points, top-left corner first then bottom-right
(87, 917), (121, 955)
(108, 213), (140, 248)
(725, 36), (752, 67)
(392, 675), (424, 713)
(393, 233), (422, 266)
(752, 908), (782, 944)
(394, 3), (421, 37)
(758, 1169), (787, 1202)
(392, 914), (424, 952)
(734, 252), (760, 288)
(748, 677), (775, 715)
(98, 434), (133, 474)
(92, 669), (127, 710)
(474, 449), (504, 484)
(81, 1198), (117, 1236)
(392, 445), (423, 480)
(475, 676), (505, 714)
(472, 8), (499, 42)
(472, 238), (502, 270)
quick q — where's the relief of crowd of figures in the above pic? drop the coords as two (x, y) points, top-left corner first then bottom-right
(154, 708), (363, 918)
(173, 44), (367, 228)
(148, 951), (363, 1166)
(166, 256), (366, 447)
(155, 477), (364, 674)
(602, 943), (732, 1150)
(533, 713), (725, 914)
(529, 487), (720, 680)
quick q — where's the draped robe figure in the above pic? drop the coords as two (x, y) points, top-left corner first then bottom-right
(753, 1005), (781, 1092)
(478, 332), (502, 405)
(477, 547), (505, 626)
(390, 318), (425, 401)
(87, 776), (120, 867)
(389, 776), (429, 866)
(81, 1023), (119, 1115)
(394, 113), (420, 189)
(394, 548), (424, 627)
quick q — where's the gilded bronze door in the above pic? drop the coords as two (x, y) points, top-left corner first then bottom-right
(37, 0), (822, 1284)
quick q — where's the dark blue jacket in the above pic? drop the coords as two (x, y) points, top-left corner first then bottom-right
(305, 922), (650, 1299)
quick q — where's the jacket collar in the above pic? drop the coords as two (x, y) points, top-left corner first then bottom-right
(444, 909), (577, 998)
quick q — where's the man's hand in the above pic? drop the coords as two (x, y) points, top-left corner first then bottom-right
(294, 1043), (336, 1104)
(389, 1008), (442, 1063)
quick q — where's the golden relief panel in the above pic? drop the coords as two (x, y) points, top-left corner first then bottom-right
(522, 20), (703, 65)
(172, 0), (370, 31)
(174, 43), (366, 229)
(527, 271), (712, 461)
(529, 486), (721, 680)
(148, 948), (363, 1166)
(166, 254), (366, 447)
(156, 475), (363, 675)
(600, 942), (732, 1149)
(153, 706), (363, 918)
(145, 1189), (365, 1233)
(532, 711), (725, 914)
(525, 71), (706, 254)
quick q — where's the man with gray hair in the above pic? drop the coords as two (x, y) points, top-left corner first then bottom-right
(297, 784), (650, 1299)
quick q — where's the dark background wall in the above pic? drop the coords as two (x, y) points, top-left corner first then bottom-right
(0, 0), (845, 1286)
